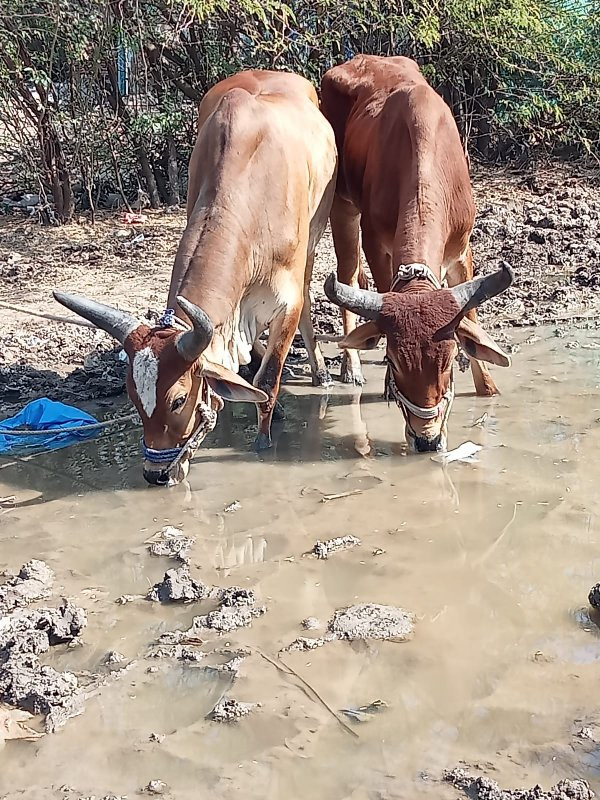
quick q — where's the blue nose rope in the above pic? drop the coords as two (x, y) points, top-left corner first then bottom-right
(141, 385), (220, 472)
(158, 308), (190, 330)
(142, 443), (182, 464)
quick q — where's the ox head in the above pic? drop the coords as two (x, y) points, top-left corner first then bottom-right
(324, 263), (514, 453)
(53, 292), (267, 485)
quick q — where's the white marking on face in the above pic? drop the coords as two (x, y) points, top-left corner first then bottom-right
(132, 346), (159, 417)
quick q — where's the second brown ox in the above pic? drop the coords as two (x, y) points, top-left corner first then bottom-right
(54, 70), (337, 484)
(321, 55), (514, 453)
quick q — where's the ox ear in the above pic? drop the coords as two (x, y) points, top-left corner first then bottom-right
(339, 321), (383, 351)
(202, 361), (268, 404)
(456, 318), (511, 367)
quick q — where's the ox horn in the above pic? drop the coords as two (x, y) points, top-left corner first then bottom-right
(450, 261), (515, 318)
(324, 272), (384, 320)
(175, 296), (214, 362)
(53, 291), (140, 344)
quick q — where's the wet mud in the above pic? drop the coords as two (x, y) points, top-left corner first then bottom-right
(2, 327), (600, 797)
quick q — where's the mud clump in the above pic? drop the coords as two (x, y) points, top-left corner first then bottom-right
(588, 583), (600, 609)
(146, 566), (214, 604)
(0, 652), (79, 716)
(329, 603), (414, 642)
(193, 586), (266, 633)
(195, 603), (265, 634)
(443, 768), (594, 799)
(282, 604), (415, 651)
(301, 617), (322, 630)
(0, 564), (87, 732)
(0, 600), (87, 656)
(151, 587), (266, 659)
(144, 779), (168, 795)
(209, 697), (258, 722)
(147, 526), (195, 562)
(281, 634), (336, 653)
(149, 641), (205, 662)
(311, 535), (361, 559)
(218, 587), (258, 607)
(0, 559), (54, 613)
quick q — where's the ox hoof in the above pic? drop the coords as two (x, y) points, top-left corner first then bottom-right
(254, 432), (272, 452)
(476, 384), (500, 397)
(272, 400), (286, 422)
(312, 368), (333, 389)
(341, 369), (365, 386)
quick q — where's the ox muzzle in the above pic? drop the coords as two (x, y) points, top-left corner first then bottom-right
(141, 385), (222, 487)
(384, 363), (454, 453)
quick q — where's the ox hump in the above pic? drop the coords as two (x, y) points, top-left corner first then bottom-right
(132, 346), (159, 417)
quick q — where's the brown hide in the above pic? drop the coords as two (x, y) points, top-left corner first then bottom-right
(322, 55), (509, 441)
(320, 55), (475, 276)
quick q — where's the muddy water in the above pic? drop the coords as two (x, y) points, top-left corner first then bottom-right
(2, 329), (600, 799)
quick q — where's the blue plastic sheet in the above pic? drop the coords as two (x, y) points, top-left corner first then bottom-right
(0, 398), (100, 455)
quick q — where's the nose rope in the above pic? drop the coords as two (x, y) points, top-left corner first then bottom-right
(390, 263), (445, 291)
(141, 385), (220, 470)
(385, 363), (454, 422)
(141, 310), (218, 472)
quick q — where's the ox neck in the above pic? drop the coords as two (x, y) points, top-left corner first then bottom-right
(176, 281), (238, 330)
(169, 205), (251, 328)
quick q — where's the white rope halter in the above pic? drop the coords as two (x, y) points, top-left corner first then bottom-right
(390, 263), (444, 291)
(385, 366), (455, 421)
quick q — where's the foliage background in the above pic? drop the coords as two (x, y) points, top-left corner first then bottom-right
(0, 0), (598, 221)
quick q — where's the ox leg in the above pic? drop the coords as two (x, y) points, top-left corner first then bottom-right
(299, 254), (333, 388)
(330, 194), (365, 385)
(447, 248), (500, 396)
(360, 221), (393, 291)
(254, 338), (286, 421)
(252, 306), (302, 451)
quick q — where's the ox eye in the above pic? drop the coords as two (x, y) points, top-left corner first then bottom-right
(171, 395), (187, 412)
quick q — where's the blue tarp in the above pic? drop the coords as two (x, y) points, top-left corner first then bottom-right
(0, 398), (100, 455)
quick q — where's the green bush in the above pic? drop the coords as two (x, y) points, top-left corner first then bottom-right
(1, 0), (598, 221)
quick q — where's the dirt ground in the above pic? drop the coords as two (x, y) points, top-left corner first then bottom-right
(1, 165), (599, 415)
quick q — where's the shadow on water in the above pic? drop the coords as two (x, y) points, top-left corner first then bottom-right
(0, 382), (399, 506)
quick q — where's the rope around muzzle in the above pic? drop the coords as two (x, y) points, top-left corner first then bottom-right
(384, 363), (454, 420)
(141, 384), (221, 475)
(141, 309), (222, 476)
(384, 362), (455, 445)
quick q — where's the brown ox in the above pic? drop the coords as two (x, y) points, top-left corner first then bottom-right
(320, 55), (514, 452)
(54, 70), (337, 484)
